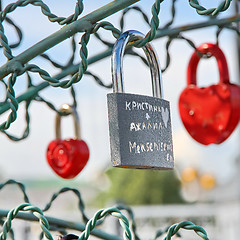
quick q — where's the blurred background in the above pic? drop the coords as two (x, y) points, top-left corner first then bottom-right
(0, 0), (240, 240)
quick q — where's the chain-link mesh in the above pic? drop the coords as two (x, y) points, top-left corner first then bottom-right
(0, 2), (237, 239)
(0, 179), (211, 240)
(0, 0), (237, 139)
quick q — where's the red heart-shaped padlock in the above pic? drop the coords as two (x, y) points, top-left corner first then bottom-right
(46, 104), (90, 179)
(47, 138), (89, 179)
(179, 43), (240, 145)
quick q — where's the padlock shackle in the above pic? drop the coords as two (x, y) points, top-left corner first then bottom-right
(56, 104), (80, 139)
(111, 30), (163, 98)
(187, 43), (230, 86)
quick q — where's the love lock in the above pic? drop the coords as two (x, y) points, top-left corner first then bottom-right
(179, 43), (240, 145)
(107, 30), (174, 169)
(46, 104), (89, 179)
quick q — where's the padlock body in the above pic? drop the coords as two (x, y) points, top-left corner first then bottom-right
(46, 138), (89, 179)
(107, 93), (174, 169)
(179, 83), (240, 145)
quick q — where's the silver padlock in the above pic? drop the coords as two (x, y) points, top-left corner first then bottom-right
(107, 30), (174, 169)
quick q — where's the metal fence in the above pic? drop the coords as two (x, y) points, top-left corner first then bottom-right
(0, 0), (239, 140)
(0, 0), (239, 239)
(0, 179), (210, 240)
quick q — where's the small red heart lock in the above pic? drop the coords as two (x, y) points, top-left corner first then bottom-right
(46, 104), (89, 179)
(179, 43), (240, 145)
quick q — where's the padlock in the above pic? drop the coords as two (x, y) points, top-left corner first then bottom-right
(179, 43), (240, 145)
(46, 104), (89, 179)
(107, 30), (174, 169)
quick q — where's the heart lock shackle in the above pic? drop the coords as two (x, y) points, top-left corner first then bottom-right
(107, 30), (174, 170)
(46, 104), (89, 179)
(179, 43), (240, 145)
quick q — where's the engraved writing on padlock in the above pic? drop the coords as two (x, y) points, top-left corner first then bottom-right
(107, 30), (174, 169)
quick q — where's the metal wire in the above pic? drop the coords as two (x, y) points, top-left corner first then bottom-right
(0, 0), (236, 138)
(164, 220), (209, 240)
(0, 3), (236, 239)
(0, 179), (30, 203)
(189, 0), (232, 16)
(0, 180), (211, 240)
(42, 187), (89, 224)
(0, 203), (53, 240)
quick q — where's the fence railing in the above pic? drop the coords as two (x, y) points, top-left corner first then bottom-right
(0, 179), (210, 240)
(0, 1), (239, 239)
(0, 0), (238, 141)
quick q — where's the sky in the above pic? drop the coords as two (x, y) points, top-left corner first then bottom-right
(0, 0), (239, 186)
